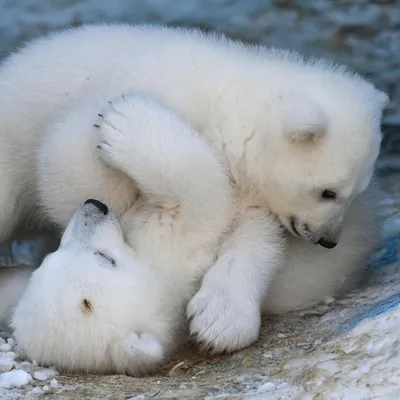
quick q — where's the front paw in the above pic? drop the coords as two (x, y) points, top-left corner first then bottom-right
(94, 95), (139, 170)
(187, 283), (261, 354)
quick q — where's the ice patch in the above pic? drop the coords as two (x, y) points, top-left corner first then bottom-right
(33, 368), (58, 381)
(0, 370), (32, 388)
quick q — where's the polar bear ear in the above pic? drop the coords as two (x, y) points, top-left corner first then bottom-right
(123, 331), (164, 360)
(110, 331), (164, 375)
(282, 94), (329, 143)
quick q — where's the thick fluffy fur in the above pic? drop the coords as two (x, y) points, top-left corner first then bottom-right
(12, 94), (234, 375)
(0, 24), (387, 372)
(7, 184), (379, 375)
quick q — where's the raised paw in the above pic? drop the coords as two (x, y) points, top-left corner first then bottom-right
(187, 283), (261, 354)
(94, 93), (163, 171)
(94, 95), (140, 169)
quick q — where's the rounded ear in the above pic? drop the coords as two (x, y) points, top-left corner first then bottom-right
(282, 93), (329, 143)
(124, 331), (164, 359)
(109, 331), (164, 376)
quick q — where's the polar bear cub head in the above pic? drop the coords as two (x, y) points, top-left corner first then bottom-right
(12, 200), (174, 376)
(247, 74), (389, 249)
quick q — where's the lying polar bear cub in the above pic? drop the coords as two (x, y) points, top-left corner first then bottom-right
(12, 94), (234, 375)
(13, 199), (202, 375)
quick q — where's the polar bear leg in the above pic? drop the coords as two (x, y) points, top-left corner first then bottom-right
(95, 93), (231, 229)
(187, 208), (285, 354)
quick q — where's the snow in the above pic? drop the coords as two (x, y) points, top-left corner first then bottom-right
(50, 378), (59, 388)
(213, 303), (400, 399)
(33, 369), (58, 381)
(0, 333), (66, 398)
(0, 343), (12, 352)
(0, 353), (17, 373)
(30, 386), (43, 395)
(0, 370), (32, 388)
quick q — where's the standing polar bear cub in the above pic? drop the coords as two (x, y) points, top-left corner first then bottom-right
(0, 24), (387, 373)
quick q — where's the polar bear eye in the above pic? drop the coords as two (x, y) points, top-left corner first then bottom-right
(94, 251), (116, 267)
(321, 190), (337, 200)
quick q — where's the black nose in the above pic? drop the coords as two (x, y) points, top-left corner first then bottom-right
(317, 238), (338, 249)
(84, 199), (109, 215)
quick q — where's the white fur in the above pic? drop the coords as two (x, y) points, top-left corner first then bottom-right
(12, 94), (233, 375)
(265, 184), (380, 313)
(0, 24), (387, 368)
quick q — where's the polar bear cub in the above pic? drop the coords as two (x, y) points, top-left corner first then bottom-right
(12, 94), (234, 375)
(0, 24), (388, 357)
(13, 200), (171, 375)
